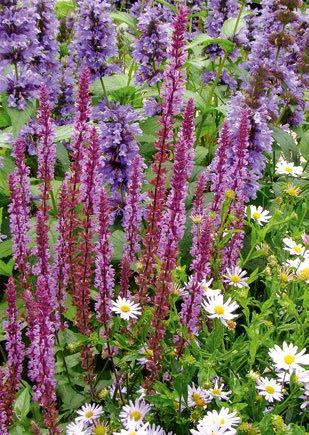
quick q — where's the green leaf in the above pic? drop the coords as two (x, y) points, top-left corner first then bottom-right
(110, 11), (137, 30)
(14, 388), (31, 420)
(271, 125), (300, 158)
(0, 258), (14, 276)
(5, 100), (36, 137)
(195, 146), (208, 165)
(56, 141), (70, 170)
(0, 107), (11, 128)
(299, 130), (309, 160)
(54, 124), (73, 142)
(111, 230), (124, 262)
(0, 239), (12, 258)
(187, 34), (235, 53)
(55, 0), (76, 18)
(91, 74), (130, 97)
(221, 17), (246, 37)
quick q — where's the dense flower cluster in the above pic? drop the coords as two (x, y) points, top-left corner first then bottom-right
(72, 0), (118, 79)
(133, 5), (170, 85)
(97, 102), (142, 205)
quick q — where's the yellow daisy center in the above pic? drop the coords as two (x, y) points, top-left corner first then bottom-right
(129, 432), (137, 435)
(252, 211), (261, 220)
(94, 426), (106, 435)
(144, 348), (153, 358)
(285, 186), (300, 197)
(284, 354), (295, 365)
(298, 267), (309, 281)
(284, 166), (293, 173)
(220, 418), (225, 425)
(265, 385), (275, 394)
(293, 245), (302, 254)
(120, 304), (131, 313)
(191, 393), (205, 407)
(212, 388), (221, 396)
(130, 410), (142, 421)
(230, 274), (241, 283)
(85, 411), (94, 418)
(214, 305), (225, 315)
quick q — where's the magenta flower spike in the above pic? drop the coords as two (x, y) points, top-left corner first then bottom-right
(8, 138), (31, 288)
(0, 278), (24, 433)
(120, 154), (145, 297)
(146, 99), (195, 382)
(94, 184), (115, 328)
(136, 5), (188, 305)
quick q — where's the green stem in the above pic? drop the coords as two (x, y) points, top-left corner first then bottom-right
(100, 77), (110, 107)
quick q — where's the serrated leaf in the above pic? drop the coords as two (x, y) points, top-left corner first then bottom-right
(91, 74), (130, 97)
(14, 388), (31, 420)
(54, 124), (73, 142)
(55, 0), (76, 18)
(111, 230), (124, 262)
(0, 258), (14, 276)
(187, 34), (235, 52)
(0, 239), (12, 258)
(221, 17), (246, 37)
(5, 100), (36, 137)
(271, 125), (299, 158)
(56, 141), (70, 170)
(111, 11), (137, 30)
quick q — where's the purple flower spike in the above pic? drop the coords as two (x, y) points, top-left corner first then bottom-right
(133, 5), (170, 85)
(120, 155), (146, 297)
(72, 0), (118, 79)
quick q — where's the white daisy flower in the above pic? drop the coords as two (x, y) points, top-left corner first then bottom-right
(191, 408), (240, 435)
(208, 379), (231, 401)
(283, 238), (305, 256)
(119, 399), (152, 429)
(249, 205), (271, 226)
(114, 421), (149, 435)
(202, 294), (239, 327)
(146, 424), (167, 435)
(223, 266), (248, 288)
(200, 278), (222, 298)
(187, 384), (211, 408)
(297, 258), (309, 283)
(66, 420), (90, 435)
(76, 403), (103, 424)
(256, 377), (283, 402)
(111, 297), (141, 320)
(275, 158), (303, 177)
(269, 342), (309, 372)
(277, 369), (309, 385)
(284, 258), (302, 269)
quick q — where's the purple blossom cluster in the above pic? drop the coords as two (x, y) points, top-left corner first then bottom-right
(0, 2), (40, 108)
(133, 5), (170, 85)
(72, 0), (118, 79)
(97, 102), (142, 205)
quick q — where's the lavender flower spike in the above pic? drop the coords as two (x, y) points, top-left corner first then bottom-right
(133, 4), (170, 85)
(73, 0), (118, 79)
(32, 0), (60, 98)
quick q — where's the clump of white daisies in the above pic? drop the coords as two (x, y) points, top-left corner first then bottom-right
(254, 342), (309, 409)
(66, 400), (170, 434)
